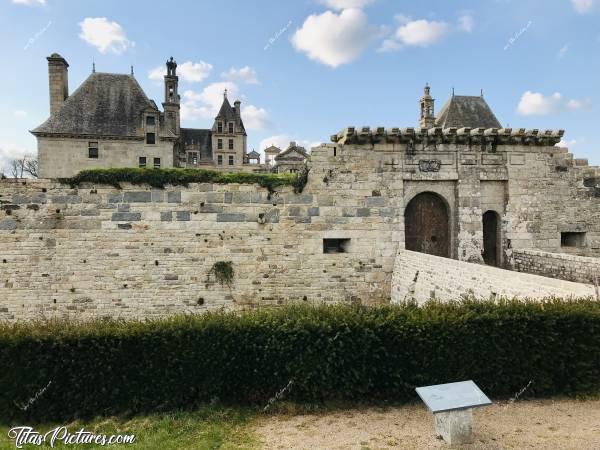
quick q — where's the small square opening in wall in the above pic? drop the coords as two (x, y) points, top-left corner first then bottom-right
(88, 142), (98, 159)
(561, 232), (586, 247)
(323, 238), (350, 254)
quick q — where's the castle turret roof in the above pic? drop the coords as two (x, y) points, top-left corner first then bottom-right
(32, 72), (158, 137)
(435, 95), (501, 129)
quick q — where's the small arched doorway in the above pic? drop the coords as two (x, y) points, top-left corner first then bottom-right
(482, 210), (500, 266)
(404, 192), (450, 257)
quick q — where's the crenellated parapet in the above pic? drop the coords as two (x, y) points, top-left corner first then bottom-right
(331, 126), (565, 147)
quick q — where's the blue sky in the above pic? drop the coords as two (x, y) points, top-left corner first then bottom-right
(1, 0), (599, 169)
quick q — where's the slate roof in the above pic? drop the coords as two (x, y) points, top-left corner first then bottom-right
(435, 95), (501, 129)
(264, 145), (281, 154)
(247, 150), (261, 158)
(214, 97), (246, 135)
(275, 143), (309, 161)
(32, 73), (158, 137)
(181, 128), (213, 160)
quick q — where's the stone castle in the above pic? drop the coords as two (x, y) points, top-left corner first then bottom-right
(0, 54), (598, 321)
(32, 55), (307, 178)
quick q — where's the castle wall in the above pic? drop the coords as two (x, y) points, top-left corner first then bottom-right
(391, 249), (596, 304)
(37, 137), (176, 178)
(512, 249), (600, 284)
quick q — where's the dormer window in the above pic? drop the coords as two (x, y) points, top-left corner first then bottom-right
(217, 122), (223, 133)
(146, 116), (155, 126)
(228, 122), (234, 133)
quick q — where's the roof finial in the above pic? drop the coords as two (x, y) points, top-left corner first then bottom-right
(131, 65), (134, 76)
(480, 88), (483, 97)
(224, 88), (228, 99)
(92, 60), (95, 73)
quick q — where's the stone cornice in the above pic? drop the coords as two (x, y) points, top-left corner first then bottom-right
(331, 126), (565, 146)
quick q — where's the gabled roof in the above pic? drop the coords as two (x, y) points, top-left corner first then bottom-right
(435, 95), (501, 129)
(214, 96), (246, 135)
(275, 143), (309, 161)
(32, 72), (158, 137)
(247, 150), (260, 158)
(264, 145), (281, 154)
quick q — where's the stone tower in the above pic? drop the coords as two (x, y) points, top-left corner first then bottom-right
(211, 90), (247, 167)
(419, 83), (435, 128)
(163, 57), (180, 136)
(47, 53), (69, 115)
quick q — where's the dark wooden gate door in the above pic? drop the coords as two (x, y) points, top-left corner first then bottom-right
(482, 210), (499, 266)
(404, 192), (450, 257)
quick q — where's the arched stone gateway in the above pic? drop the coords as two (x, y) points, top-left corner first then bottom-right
(404, 192), (450, 257)
(483, 210), (501, 266)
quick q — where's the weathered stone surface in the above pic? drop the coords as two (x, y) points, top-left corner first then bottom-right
(216, 213), (245, 222)
(124, 192), (151, 203)
(0, 218), (17, 230)
(160, 212), (172, 222)
(167, 191), (181, 203)
(176, 211), (191, 221)
(111, 212), (141, 221)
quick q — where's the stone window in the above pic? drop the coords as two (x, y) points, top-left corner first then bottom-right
(217, 155), (223, 165)
(146, 116), (155, 126)
(187, 152), (198, 165)
(217, 122), (223, 133)
(146, 132), (156, 145)
(323, 238), (350, 254)
(217, 139), (223, 150)
(561, 232), (586, 247)
(139, 157), (147, 168)
(228, 122), (234, 133)
(228, 155), (234, 166)
(228, 139), (234, 150)
(153, 157), (161, 169)
(88, 142), (98, 159)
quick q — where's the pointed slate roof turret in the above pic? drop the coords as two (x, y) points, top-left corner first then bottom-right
(213, 90), (246, 135)
(435, 94), (501, 129)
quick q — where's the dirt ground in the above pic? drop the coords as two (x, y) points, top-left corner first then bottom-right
(255, 399), (600, 449)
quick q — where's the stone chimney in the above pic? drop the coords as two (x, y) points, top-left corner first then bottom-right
(234, 100), (241, 118)
(47, 53), (69, 115)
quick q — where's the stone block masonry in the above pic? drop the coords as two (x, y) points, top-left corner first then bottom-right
(391, 250), (596, 304)
(0, 153), (402, 321)
(512, 249), (600, 284)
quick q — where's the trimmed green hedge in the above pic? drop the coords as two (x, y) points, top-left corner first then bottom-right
(59, 167), (308, 193)
(1, 300), (600, 422)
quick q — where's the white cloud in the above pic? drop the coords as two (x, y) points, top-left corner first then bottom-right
(14, 111), (27, 118)
(79, 17), (133, 54)
(566, 98), (592, 110)
(318, 0), (375, 10)
(380, 19), (449, 51)
(12, 0), (45, 5)
(180, 82), (239, 120)
(149, 61), (213, 83)
(221, 66), (259, 84)
(555, 139), (577, 148)
(241, 105), (269, 130)
(292, 9), (381, 67)
(517, 91), (592, 115)
(517, 91), (562, 115)
(571, 0), (594, 13)
(395, 19), (449, 47)
(458, 14), (474, 32)
(558, 44), (569, 58)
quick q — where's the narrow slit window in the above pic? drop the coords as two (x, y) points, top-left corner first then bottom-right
(561, 232), (586, 247)
(323, 238), (350, 254)
(88, 142), (98, 159)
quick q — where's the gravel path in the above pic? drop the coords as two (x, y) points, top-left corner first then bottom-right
(255, 399), (600, 449)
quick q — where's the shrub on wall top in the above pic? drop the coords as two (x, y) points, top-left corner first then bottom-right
(59, 167), (307, 193)
(0, 298), (599, 423)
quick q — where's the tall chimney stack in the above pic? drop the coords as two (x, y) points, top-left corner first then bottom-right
(47, 53), (69, 115)
(234, 100), (241, 118)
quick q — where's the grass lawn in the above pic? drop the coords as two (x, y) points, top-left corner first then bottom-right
(0, 406), (259, 450)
